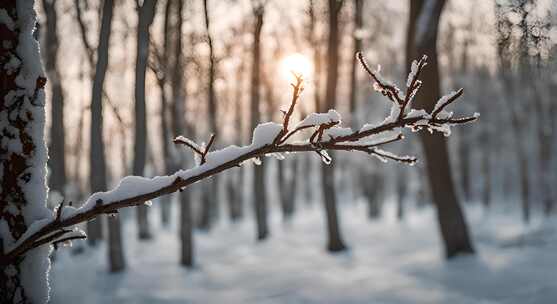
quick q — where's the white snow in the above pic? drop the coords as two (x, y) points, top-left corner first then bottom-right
(20, 245), (52, 304)
(174, 136), (202, 152)
(432, 90), (460, 115)
(49, 203), (557, 304)
(406, 109), (429, 119)
(33, 122), (284, 223)
(80, 175), (176, 212)
(323, 127), (353, 141)
(250, 122), (283, 148)
(15, 1), (45, 96)
(406, 59), (419, 88)
(359, 104), (401, 133)
(296, 110), (341, 128)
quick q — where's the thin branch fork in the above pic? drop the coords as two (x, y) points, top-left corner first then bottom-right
(173, 133), (216, 165)
(356, 52), (403, 104)
(278, 73), (304, 139)
(0, 54), (478, 265)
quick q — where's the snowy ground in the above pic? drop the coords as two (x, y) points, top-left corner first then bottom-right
(49, 200), (557, 304)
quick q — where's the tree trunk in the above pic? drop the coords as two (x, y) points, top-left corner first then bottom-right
(495, 1), (532, 223)
(478, 71), (491, 208)
(538, 104), (553, 215)
(349, 0), (363, 128)
(457, 37), (473, 203)
(409, 0), (474, 258)
(321, 0), (347, 253)
(396, 166), (407, 220)
(306, 0), (321, 206)
(458, 130), (471, 202)
(87, 0), (119, 246)
(157, 0), (173, 227)
(167, 0), (193, 267)
(226, 171), (243, 221)
(199, 0), (219, 231)
(481, 152), (491, 208)
(74, 0), (124, 268)
(228, 47), (246, 222)
(250, 5), (269, 240)
(133, 0), (158, 240)
(361, 169), (383, 219)
(0, 1), (52, 302)
(278, 158), (297, 220)
(96, 0), (126, 273)
(42, 0), (66, 198)
(180, 189), (193, 266)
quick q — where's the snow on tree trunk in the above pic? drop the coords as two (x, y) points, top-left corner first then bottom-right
(0, 1), (52, 303)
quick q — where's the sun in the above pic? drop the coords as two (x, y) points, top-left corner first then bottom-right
(280, 53), (313, 80)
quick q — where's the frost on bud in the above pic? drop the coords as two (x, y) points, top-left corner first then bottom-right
(252, 157), (262, 166)
(144, 200), (153, 207)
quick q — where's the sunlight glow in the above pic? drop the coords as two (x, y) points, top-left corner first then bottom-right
(280, 53), (313, 80)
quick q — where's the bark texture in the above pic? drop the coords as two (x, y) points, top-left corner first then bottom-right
(0, 1), (50, 302)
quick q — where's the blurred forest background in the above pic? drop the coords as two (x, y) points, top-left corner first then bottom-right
(35, 0), (557, 303)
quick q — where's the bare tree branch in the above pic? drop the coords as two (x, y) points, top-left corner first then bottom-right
(0, 54), (477, 265)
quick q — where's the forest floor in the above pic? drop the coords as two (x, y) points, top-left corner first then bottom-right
(49, 199), (557, 304)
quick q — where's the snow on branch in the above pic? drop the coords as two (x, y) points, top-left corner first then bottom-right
(0, 54), (478, 264)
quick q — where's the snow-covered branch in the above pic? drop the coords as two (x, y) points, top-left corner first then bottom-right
(0, 54), (478, 265)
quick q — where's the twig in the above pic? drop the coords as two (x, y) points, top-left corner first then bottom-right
(173, 133), (216, 165)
